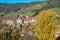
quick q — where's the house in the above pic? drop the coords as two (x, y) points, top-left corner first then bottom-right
(27, 16), (36, 24)
(5, 19), (14, 26)
(55, 25), (60, 37)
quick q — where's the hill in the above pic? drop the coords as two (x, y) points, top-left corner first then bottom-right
(0, 3), (29, 13)
(0, 0), (60, 18)
(4, 2), (47, 17)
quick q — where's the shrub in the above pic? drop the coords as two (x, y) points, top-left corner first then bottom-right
(34, 10), (57, 40)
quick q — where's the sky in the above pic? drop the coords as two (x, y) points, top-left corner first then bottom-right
(0, 0), (46, 3)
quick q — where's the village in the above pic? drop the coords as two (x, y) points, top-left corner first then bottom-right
(0, 15), (37, 40)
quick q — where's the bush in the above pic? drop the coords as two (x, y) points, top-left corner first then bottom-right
(34, 10), (57, 40)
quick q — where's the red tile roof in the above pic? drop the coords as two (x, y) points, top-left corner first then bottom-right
(18, 17), (26, 20)
(28, 25), (34, 29)
(28, 16), (35, 19)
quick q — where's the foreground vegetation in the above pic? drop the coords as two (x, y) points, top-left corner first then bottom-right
(35, 10), (57, 40)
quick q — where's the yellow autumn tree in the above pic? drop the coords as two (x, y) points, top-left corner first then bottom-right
(34, 10), (57, 40)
